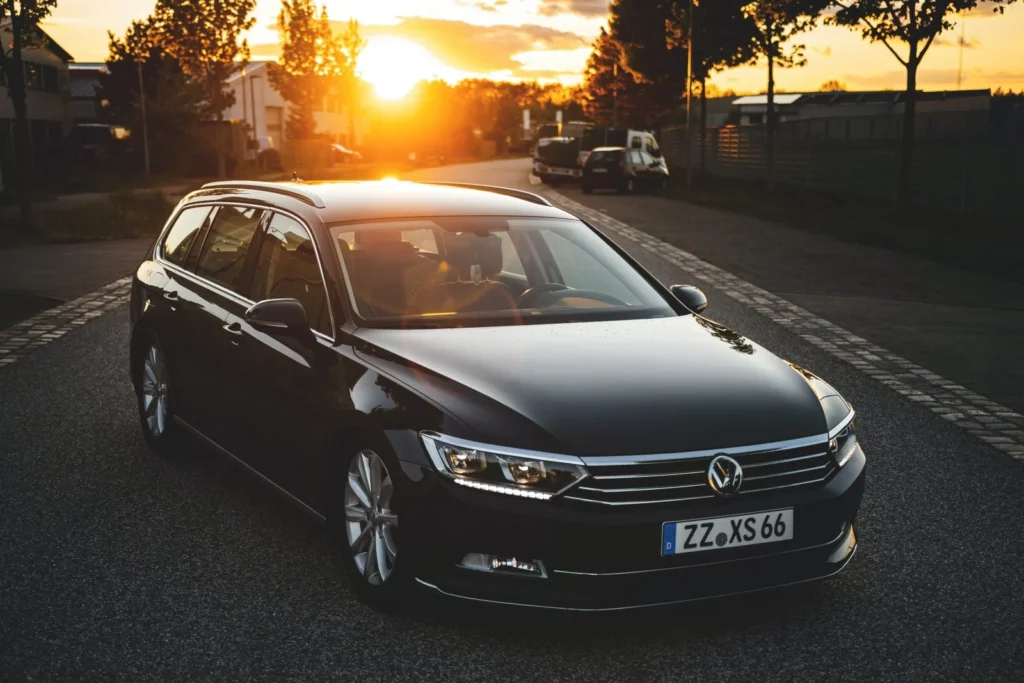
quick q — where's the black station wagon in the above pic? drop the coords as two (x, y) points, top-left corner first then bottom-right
(129, 180), (864, 611)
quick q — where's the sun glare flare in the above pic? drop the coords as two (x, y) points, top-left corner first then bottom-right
(359, 37), (449, 100)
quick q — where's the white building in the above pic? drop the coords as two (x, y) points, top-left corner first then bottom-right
(224, 61), (369, 156)
(0, 21), (73, 151)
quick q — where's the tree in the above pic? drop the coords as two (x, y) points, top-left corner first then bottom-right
(828, 1), (1018, 203)
(611, 0), (757, 175)
(100, 17), (206, 174)
(664, 1), (759, 172)
(268, 0), (335, 141)
(581, 28), (669, 127)
(1, 0), (59, 233)
(741, 0), (827, 189)
(152, 0), (257, 177)
(335, 18), (366, 147)
(819, 79), (848, 91)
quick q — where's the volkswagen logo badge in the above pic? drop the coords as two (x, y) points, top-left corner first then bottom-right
(707, 455), (743, 496)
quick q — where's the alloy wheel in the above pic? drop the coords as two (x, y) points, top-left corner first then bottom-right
(140, 344), (169, 438)
(344, 449), (398, 586)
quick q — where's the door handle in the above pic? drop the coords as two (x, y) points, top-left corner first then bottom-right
(163, 290), (179, 301)
(222, 322), (244, 336)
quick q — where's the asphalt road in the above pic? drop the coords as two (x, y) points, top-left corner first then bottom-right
(2, 159), (1023, 681)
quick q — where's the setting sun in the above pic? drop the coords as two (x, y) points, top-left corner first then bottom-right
(359, 37), (450, 100)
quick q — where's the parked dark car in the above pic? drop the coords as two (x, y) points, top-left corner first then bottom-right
(582, 146), (670, 194)
(129, 180), (864, 611)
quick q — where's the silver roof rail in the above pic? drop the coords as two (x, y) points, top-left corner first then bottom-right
(200, 180), (326, 209)
(416, 181), (552, 207)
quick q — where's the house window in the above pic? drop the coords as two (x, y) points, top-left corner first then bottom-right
(25, 63), (42, 90)
(43, 66), (59, 93)
(265, 106), (283, 141)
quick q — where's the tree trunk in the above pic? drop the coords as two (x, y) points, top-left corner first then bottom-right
(766, 51), (776, 191)
(899, 49), (918, 205)
(699, 77), (707, 174)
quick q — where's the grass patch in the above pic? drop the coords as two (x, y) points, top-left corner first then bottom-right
(664, 171), (1024, 283)
(0, 191), (174, 248)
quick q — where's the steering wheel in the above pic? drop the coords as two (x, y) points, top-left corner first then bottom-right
(519, 284), (627, 309)
(517, 283), (570, 309)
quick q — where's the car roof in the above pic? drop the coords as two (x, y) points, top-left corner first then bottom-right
(190, 180), (572, 224)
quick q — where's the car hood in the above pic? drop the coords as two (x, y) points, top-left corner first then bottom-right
(354, 316), (827, 457)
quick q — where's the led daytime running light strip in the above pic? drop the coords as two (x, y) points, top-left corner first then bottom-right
(453, 478), (553, 499)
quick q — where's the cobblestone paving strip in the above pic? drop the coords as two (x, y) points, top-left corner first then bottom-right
(0, 277), (132, 370)
(545, 189), (1024, 460)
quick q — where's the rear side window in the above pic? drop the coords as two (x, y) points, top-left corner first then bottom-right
(162, 207), (210, 266)
(587, 150), (619, 164)
(195, 205), (264, 292)
(250, 213), (332, 336)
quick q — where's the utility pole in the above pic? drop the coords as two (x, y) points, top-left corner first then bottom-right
(956, 21), (966, 90)
(137, 61), (151, 177)
(684, 0), (694, 191)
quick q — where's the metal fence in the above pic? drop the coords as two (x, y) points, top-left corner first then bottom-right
(661, 120), (1024, 217)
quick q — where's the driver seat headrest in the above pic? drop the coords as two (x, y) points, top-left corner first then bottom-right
(443, 232), (503, 281)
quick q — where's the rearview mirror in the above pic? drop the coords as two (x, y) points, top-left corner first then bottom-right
(670, 285), (708, 314)
(245, 298), (314, 343)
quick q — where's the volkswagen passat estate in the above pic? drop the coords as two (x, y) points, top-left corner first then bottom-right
(129, 180), (864, 611)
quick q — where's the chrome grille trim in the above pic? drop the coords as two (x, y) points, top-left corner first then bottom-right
(564, 435), (836, 508)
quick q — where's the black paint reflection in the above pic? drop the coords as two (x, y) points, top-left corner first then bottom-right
(694, 315), (755, 355)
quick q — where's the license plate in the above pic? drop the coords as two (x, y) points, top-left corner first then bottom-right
(592, 168), (608, 173)
(662, 509), (794, 556)
(551, 168), (574, 175)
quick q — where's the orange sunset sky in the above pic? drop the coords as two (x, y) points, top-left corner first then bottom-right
(41, 0), (1024, 96)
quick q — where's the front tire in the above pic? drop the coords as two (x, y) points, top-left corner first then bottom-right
(136, 338), (178, 456)
(329, 436), (411, 610)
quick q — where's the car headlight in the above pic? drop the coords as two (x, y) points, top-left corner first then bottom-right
(788, 363), (858, 469)
(420, 432), (588, 499)
(823, 396), (857, 469)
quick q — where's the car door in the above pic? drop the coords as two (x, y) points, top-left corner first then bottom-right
(639, 150), (661, 189)
(627, 149), (646, 186)
(228, 211), (340, 502)
(187, 204), (266, 449)
(150, 204), (221, 427)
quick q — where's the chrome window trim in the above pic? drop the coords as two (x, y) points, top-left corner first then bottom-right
(828, 410), (856, 440)
(154, 200), (337, 343)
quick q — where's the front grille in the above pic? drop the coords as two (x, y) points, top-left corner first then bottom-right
(563, 440), (835, 508)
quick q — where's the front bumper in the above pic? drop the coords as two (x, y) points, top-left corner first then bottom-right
(399, 444), (866, 611)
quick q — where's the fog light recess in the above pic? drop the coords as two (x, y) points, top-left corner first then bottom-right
(458, 553), (548, 578)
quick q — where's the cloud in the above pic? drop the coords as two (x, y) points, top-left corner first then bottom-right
(842, 68), (1024, 89)
(538, 0), (610, 18)
(932, 35), (982, 48)
(457, 0), (509, 11)
(252, 16), (589, 79)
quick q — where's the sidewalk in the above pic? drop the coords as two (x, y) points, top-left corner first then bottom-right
(555, 184), (1024, 415)
(0, 237), (153, 330)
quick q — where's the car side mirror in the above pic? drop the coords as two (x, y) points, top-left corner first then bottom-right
(245, 298), (314, 343)
(670, 285), (708, 314)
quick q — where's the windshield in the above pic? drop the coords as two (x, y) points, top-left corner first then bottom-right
(330, 217), (676, 327)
